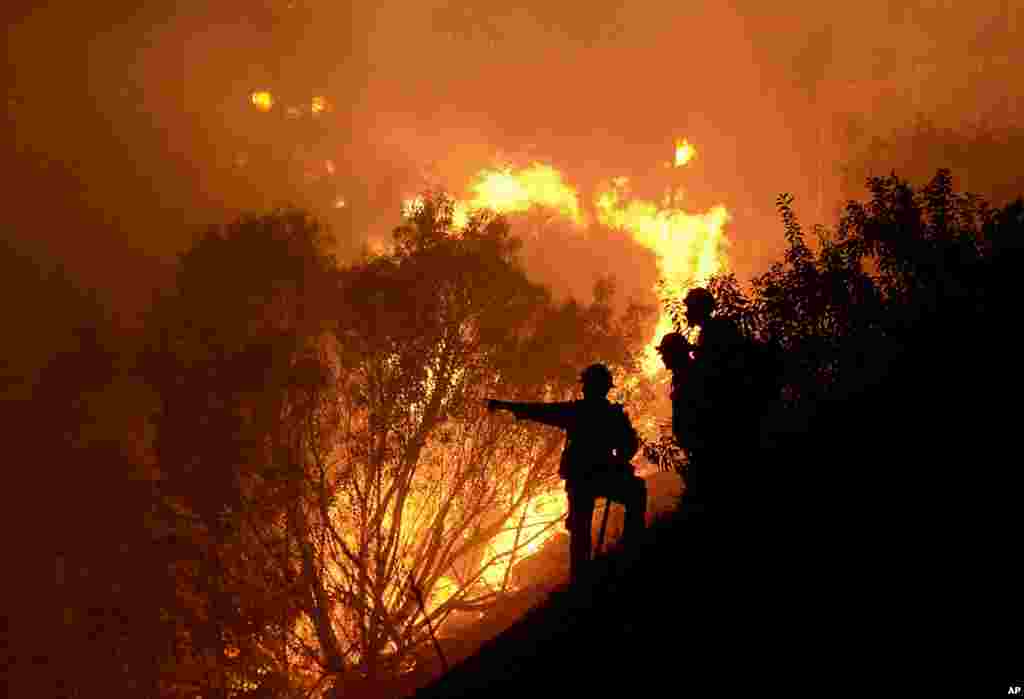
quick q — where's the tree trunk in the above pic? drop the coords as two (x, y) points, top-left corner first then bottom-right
(291, 505), (347, 675)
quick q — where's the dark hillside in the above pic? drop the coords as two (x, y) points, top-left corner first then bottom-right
(413, 237), (1024, 695)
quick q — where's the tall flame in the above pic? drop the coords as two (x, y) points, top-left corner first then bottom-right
(406, 138), (729, 377)
(596, 176), (728, 375)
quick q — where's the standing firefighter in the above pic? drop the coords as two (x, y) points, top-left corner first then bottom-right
(486, 364), (647, 586)
(662, 287), (765, 510)
(655, 331), (698, 456)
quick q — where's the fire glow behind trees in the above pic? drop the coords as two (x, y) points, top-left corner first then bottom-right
(403, 139), (730, 376)
(144, 200), (652, 689)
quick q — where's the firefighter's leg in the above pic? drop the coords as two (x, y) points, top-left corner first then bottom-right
(566, 484), (595, 585)
(683, 449), (702, 506)
(618, 475), (647, 545)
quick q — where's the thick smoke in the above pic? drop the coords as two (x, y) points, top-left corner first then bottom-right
(5, 0), (1023, 311)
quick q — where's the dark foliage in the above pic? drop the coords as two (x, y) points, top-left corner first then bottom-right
(685, 171), (1024, 542)
(701, 170), (1018, 408)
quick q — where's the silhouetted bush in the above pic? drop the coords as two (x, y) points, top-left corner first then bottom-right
(692, 170), (1024, 529)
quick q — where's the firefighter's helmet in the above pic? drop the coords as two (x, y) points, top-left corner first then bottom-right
(683, 287), (716, 313)
(580, 363), (614, 390)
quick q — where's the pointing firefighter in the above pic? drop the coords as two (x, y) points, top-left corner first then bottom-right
(486, 363), (647, 586)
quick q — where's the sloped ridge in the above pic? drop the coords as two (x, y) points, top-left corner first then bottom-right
(409, 510), (725, 696)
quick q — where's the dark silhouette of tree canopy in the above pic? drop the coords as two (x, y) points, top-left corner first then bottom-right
(690, 169), (1021, 410)
(142, 209), (343, 697)
(661, 169), (1024, 532)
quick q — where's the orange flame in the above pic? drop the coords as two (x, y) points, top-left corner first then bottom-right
(596, 173), (728, 375)
(406, 138), (727, 377)
(479, 490), (567, 590)
(250, 90), (274, 112)
(403, 163), (583, 231)
(465, 164), (584, 225)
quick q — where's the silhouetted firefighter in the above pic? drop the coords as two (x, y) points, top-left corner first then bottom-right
(487, 364), (646, 586)
(655, 330), (698, 455)
(657, 287), (762, 510)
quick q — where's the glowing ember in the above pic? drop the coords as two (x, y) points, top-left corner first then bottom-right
(311, 95), (328, 115)
(674, 138), (696, 167)
(250, 90), (274, 112)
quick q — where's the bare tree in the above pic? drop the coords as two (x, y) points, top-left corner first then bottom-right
(145, 201), (649, 695)
(290, 195), (647, 686)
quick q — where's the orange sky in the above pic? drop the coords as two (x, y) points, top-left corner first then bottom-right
(5, 1), (1023, 313)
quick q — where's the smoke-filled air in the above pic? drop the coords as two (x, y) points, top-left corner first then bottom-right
(7, 1), (1023, 697)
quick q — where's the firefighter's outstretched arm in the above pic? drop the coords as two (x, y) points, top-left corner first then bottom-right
(485, 400), (576, 429)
